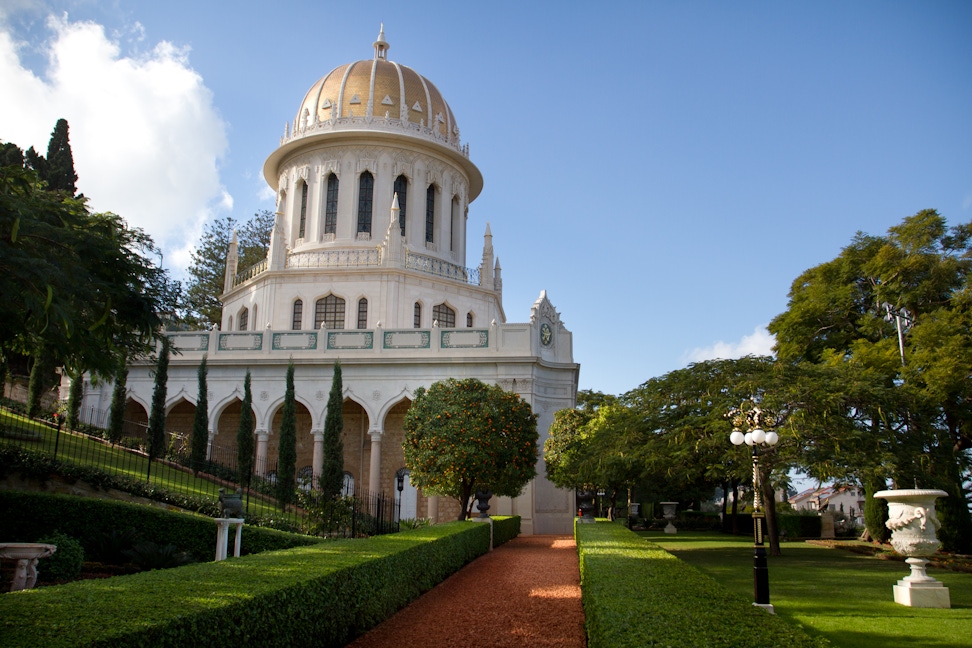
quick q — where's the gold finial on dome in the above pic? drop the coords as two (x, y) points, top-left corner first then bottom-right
(373, 23), (389, 60)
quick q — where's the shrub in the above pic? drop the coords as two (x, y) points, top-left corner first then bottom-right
(777, 513), (822, 539)
(491, 515), (521, 547)
(1, 491), (324, 563)
(576, 521), (829, 648)
(85, 528), (140, 565)
(0, 521), (489, 647)
(399, 518), (433, 531)
(35, 531), (84, 582)
(122, 541), (195, 571)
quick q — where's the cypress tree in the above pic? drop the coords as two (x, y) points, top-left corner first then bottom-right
(276, 362), (297, 507)
(236, 370), (255, 489)
(107, 363), (128, 444)
(65, 370), (84, 431)
(44, 118), (78, 195)
(190, 356), (209, 474)
(319, 361), (345, 498)
(26, 345), (53, 418)
(863, 475), (890, 543)
(147, 339), (170, 463)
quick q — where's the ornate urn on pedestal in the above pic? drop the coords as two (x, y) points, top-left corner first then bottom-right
(577, 490), (596, 523)
(474, 489), (492, 519)
(660, 502), (678, 534)
(874, 489), (950, 608)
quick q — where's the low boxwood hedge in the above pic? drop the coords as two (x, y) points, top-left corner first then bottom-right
(0, 520), (490, 647)
(576, 521), (830, 648)
(1, 490), (324, 562)
(490, 515), (520, 547)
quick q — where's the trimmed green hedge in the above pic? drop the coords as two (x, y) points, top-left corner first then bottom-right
(0, 491), (324, 562)
(0, 521), (490, 647)
(491, 515), (520, 547)
(777, 513), (822, 539)
(576, 521), (830, 648)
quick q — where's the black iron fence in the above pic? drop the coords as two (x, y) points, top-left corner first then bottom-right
(0, 406), (399, 537)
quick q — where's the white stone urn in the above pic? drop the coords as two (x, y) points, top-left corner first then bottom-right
(660, 502), (678, 534)
(874, 489), (950, 608)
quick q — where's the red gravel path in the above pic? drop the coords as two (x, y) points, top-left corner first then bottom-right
(347, 534), (587, 648)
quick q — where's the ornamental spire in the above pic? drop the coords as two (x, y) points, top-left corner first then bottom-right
(373, 23), (389, 60)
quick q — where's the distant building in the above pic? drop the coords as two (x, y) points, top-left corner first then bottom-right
(76, 27), (579, 534)
(789, 485), (865, 522)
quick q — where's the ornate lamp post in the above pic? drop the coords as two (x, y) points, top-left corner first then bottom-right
(729, 403), (779, 614)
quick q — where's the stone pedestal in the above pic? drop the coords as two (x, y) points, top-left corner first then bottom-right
(893, 558), (951, 607)
(875, 489), (950, 609)
(0, 543), (57, 591)
(820, 512), (835, 539)
(214, 518), (245, 561)
(660, 502), (678, 534)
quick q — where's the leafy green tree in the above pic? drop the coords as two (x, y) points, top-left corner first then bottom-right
(147, 339), (170, 464)
(544, 391), (619, 491)
(65, 370), (83, 431)
(403, 378), (538, 520)
(190, 356), (209, 475)
(318, 361), (345, 498)
(185, 211), (273, 327)
(769, 209), (972, 551)
(107, 362), (128, 444)
(237, 370), (255, 489)
(1, 163), (174, 380)
(276, 362), (297, 507)
(621, 357), (800, 552)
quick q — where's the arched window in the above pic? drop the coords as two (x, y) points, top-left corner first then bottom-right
(342, 472), (355, 497)
(425, 184), (436, 243)
(325, 173), (339, 234)
(466, 312), (473, 327)
(450, 195), (459, 252)
(357, 298), (368, 329)
(238, 307), (249, 331)
(413, 302), (422, 329)
(357, 171), (374, 234)
(315, 295), (346, 330)
(394, 174), (408, 237)
(433, 304), (456, 328)
(298, 181), (308, 239)
(292, 299), (303, 330)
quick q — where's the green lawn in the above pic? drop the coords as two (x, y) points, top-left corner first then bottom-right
(0, 409), (282, 517)
(642, 530), (972, 648)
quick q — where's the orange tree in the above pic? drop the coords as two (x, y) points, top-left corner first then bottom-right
(402, 378), (538, 520)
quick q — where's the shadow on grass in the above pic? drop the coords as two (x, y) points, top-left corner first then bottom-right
(637, 529), (972, 648)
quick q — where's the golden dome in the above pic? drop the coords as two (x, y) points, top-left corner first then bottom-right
(293, 27), (459, 143)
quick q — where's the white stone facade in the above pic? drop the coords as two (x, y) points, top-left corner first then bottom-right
(78, 28), (579, 535)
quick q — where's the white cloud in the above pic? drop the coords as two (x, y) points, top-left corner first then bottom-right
(682, 325), (776, 365)
(0, 14), (229, 277)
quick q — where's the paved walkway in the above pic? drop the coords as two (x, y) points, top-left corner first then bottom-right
(347, 534), (587, 648)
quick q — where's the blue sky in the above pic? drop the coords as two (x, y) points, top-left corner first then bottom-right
(2, 1), (970, 398)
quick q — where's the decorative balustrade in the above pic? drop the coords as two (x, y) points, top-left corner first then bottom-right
(233, 259), (267, 287)
(405, 251), (480, 285)
(232, 248), (484, 287)
(283, 114), (470, 159)
(287, 248), (382, 269)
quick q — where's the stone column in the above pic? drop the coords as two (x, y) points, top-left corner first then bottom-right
(206, 429), (216, 461)
(368, 428), (383, 495)
(255, 430), (269, 477)
(311, 430), (324, 486)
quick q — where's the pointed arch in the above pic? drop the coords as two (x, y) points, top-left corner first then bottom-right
(324, 173), (339, 235)
(394, 174), (408, 237)
(357, 170), (374, 234)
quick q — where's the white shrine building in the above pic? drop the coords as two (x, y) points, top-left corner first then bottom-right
(78, 27), (579, 534)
